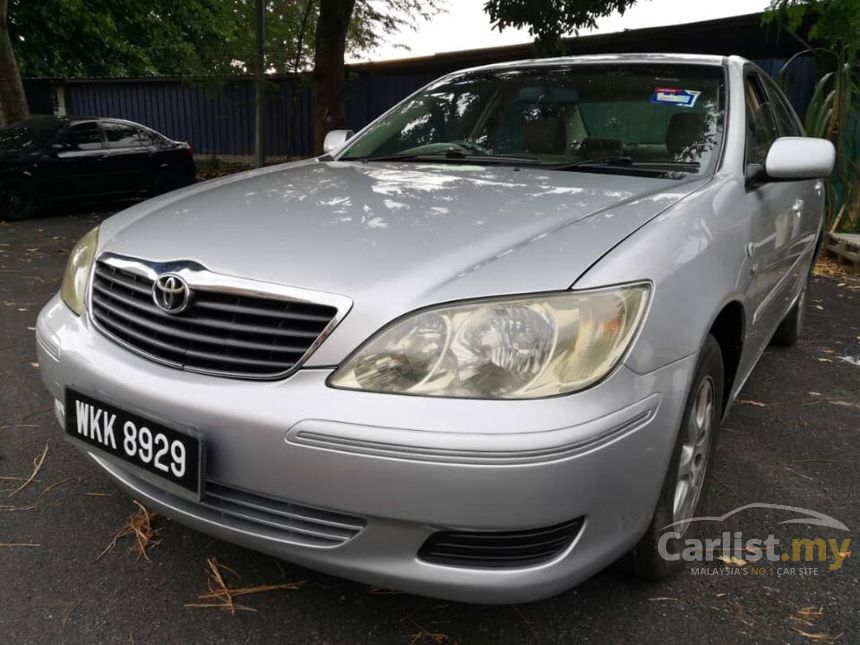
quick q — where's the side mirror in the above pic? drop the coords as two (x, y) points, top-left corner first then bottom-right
(322, 129), (354, 155)
(51, 141), (71, 153)
(764, 136), (835, 181)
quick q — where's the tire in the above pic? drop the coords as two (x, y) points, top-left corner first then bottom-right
(151, 170), (181, 196)
(0, 178), (34, 221)
(621, 335), (724, 580)
(770, 278), (807, 348)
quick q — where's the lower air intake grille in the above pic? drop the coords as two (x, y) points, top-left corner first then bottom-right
(200, 481), (366, 547)
(418, 517), (584, 568)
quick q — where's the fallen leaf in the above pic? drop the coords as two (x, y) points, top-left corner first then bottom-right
(0, 504), (37, 512)
(790, 627), (843, 642)
(796, 607), (825, 618)
(829, 400), (860, 410)
(737, 399), (767, 407)
(717, 555), (747, 566)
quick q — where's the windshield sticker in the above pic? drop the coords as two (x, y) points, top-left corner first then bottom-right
(651, 87), (701, 107)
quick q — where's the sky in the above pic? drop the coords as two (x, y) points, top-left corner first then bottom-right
(352, 0), (772, 63)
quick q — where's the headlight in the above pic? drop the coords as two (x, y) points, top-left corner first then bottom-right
(60, 226), (99, 316)
(329, 283), (650, 399)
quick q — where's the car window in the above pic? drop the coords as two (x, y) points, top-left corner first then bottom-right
(341, 64), (727, 176)
(0, 120), (62, 150)
(762, 79), (803, 137)
(56, 122), (103, 151)
(744, 74), (778, 166)
(137, 128), (162, 146)
(104, 122), (144, 148)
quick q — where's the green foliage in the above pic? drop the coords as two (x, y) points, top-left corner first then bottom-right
(765, 0), (860, 50)
(766, 0), (860, 230)
(9, 0), (242, 77)
(483, 0), (641, 54)
(9, 0), (444, 78)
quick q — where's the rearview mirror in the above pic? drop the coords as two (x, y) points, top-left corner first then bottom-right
(765, 136), (835, 181)
(322, 129), (354, 155)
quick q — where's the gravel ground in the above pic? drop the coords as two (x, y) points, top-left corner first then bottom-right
(1, 208), (858, 644)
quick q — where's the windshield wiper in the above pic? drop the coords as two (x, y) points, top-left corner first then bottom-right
(552, 155), (637, 169)
(346, 149), (542, 165)
(549, 156), (699, 177)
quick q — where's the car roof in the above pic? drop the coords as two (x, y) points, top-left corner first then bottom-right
(15, 114), (147, 127)
(449, 53), (734, 76)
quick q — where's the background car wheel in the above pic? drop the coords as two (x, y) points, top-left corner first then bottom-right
(620, 334), (724, 581)
(0, 178), (34, 221)
(151, 171), (181, 196)
(770, 280), (807, 347)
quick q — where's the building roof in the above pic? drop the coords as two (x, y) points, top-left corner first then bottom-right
(23, 11), (809, 83)
(347, 12), (808, 76)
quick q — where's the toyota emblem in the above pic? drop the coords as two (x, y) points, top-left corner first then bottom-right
(152, 274), (191, 314)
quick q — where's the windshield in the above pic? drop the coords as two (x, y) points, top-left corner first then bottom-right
(0, 119), (60, 151)
(340, 63), (726, 177)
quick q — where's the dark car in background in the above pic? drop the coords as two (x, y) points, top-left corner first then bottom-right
(0, 115), (195, 220)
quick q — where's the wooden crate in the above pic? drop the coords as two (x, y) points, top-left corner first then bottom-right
(825, 233), (860, 274)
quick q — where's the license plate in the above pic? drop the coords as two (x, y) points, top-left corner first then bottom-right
(65, 389), (202, 495)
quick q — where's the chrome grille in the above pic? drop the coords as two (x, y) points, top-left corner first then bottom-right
(91, 259), (340, 379)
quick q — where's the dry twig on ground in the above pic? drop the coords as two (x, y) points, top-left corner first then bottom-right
(185, 557), (307, 614)
(8, 443), (49, 496)
(97, 500), (160, 561)
(789, 606), (843, 641)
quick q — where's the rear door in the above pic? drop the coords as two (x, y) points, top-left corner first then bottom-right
(742, 71), (800, 353)
(49, 121), (106, 199)
(102, 121), (154, 195)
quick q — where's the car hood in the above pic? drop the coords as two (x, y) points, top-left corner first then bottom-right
(99, 159), (707, 364)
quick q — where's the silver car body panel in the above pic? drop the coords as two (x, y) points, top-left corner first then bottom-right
(37, 54), (826, 602)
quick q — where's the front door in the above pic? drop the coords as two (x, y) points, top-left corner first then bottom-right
(741, 72), (802, 363)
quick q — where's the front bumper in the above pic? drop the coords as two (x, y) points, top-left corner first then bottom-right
(37, 293), (698, 603)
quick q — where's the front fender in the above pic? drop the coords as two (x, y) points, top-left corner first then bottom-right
(572, 172), (752, 374)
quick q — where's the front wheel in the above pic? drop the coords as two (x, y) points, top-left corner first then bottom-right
(0, 178), (33, 221)
(621, 334), (724, 580)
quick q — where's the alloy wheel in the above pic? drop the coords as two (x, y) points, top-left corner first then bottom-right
(673, 375), (715, 532)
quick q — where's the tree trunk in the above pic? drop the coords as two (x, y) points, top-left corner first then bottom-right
(285, 0), (314, 158)
(312, 0), (355, 155)
(253, 0), (265, 168)
(0, 0), (28, 125)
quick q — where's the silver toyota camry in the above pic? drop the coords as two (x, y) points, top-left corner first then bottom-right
(36, 54), (834, 603)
